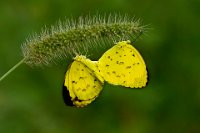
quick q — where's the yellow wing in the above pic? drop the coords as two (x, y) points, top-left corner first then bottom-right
(63, 56), (103, 107)
(97, 40), (148, 88)
(74, 55), (104, 83)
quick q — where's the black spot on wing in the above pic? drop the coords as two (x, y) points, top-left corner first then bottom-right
(116, 61), (124, 65)
(126, 66), (131, 69)
(112, 71), (116, 74)
(72, 80), (77, 84)
(62, 85), (74, 106)
(119, 62), (124, 65)
(74, 97), (83, 102)
(79, 76), (84, 79)
(107, 56), (113, 61)
(107, 72), (110, 75)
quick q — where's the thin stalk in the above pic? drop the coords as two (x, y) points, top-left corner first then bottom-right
(0, 58), (25, 82)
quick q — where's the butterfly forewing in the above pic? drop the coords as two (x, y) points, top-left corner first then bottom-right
(97, 41), (148, 88)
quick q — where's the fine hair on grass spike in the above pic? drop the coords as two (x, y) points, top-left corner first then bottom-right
(0, 13), (146, 82)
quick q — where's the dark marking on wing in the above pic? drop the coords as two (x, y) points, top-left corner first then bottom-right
(79, 76), (84, 79)
(146, 67), (150, 86)
(74, 97), (83, 102)
(119, 62), (124, 65)
(126, 66), (131, 69)
(62, 85), (74, 106)
(76, 88), (81, 91)
(72, 81), (77, 84)
(86, 84), (90, 88)
(107, 56), (113, 61)
(89, 73), (93, 76)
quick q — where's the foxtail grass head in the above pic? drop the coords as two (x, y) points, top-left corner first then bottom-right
(22, 14), (145, 66)
(0, 13), (146, 82)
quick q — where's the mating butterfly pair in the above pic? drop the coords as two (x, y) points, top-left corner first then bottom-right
(63, 40), (148, 107)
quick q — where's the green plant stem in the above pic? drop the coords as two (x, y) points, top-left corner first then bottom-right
(0, 58), (25, 82)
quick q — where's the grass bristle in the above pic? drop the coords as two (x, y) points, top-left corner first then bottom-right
(22, 14), (146, 66)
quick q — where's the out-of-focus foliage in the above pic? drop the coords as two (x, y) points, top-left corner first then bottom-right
(0, 0), (199, 133)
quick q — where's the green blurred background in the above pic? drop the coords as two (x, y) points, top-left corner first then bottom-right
(0, 0), (200, 133)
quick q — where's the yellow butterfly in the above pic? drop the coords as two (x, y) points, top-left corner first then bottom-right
(63, 40), (148, 107)
(97, 40), (148, 88)
(63, 55), (104, 107)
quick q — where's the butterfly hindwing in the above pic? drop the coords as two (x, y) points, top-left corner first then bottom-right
(97, 40), (148, 88)
(63, 56), (103, 107)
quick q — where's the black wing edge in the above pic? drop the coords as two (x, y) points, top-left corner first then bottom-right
(62, 85), (74, 106)
(146, 67), (150, 86)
